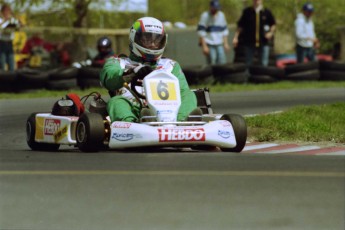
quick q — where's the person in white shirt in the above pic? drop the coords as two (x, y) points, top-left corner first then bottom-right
(295, 2), (320, 63)
(197, 0), (230, 65)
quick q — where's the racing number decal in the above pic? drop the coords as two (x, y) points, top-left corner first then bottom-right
(150, 80), (177, 101)
(157, 81), (169, 100)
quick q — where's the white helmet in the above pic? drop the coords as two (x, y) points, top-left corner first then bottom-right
(129, 17), (167, 62)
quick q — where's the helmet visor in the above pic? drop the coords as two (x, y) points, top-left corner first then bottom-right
(135, 32), (166, 50)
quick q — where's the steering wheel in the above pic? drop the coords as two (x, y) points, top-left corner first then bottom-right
(130, 74), (146, 99)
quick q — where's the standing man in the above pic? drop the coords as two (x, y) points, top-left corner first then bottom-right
(232, 0), (276, 67)
(197, 0), (230, 65)
(295, 2), (319, 63)
(0, 4), (20, 71)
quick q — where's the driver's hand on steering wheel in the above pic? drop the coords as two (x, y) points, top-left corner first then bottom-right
(133, 64), (153, 80)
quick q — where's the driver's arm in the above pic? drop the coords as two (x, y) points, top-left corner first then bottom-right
(171, 62), (198, 121)
(100, 57), (125, 91)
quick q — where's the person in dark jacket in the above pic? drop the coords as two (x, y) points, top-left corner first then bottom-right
(232, 0), (276, 66)
(91, 36), (115, 67)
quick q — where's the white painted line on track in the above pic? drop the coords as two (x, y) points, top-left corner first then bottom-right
(317, 150), (345, 156)
(263, 145), (321, 154)
(243, 143), (279, 151)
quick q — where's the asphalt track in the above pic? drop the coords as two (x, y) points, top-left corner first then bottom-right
(0, 88), (344, 230)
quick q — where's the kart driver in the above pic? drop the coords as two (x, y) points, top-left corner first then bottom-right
(91, 36), (115, 67)
(100, 17), (199, 122)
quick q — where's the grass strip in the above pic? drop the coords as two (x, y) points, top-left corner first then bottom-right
(1, 81), (345, 99)
(246, 102), (345, 143)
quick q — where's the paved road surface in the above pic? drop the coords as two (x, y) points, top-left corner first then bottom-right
(0, 88), (344, 230)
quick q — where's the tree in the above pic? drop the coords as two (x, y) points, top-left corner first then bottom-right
(4, 0), (125, 28)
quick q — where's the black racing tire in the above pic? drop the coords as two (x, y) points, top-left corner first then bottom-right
(249, 65), (285, 79)
(220, 114), (247, 153)
(49, 67), (79, 80)
(78, 66), (102, 79)
(45, 79), (78, 90)
(76, 113), (105, 152)
(78, 78), (101, 90)
(319, 60), (345, 71)
(212, 62), (247, 75)
(77, 66), (102, 89)
(214, 71), (248, 84)
(0, 70), (17, 92)
(183, 65), (212, 85)
(17, 67), (50, 82)
(285, 69), (320, 81)
(16, 68), (50, 90)
(284, 61), (319, 75)
(320, 70), (345, 81)
(0, 69), (17, 81)
(249, 74), (278, 84)
(26, 113), (60, 151)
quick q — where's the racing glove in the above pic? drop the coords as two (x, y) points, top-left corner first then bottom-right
(133, 64), (153, 80)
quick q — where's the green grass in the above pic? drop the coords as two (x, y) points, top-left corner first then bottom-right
(246, 102), (345, 144)
(1, 81), (345, 99)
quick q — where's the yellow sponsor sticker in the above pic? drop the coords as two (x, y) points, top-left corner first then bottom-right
(54, 125), (68, 143)
(35, 117), (45, 140)
(150, 81), (177, 101)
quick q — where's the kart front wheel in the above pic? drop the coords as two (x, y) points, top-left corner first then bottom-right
(220, 114), (247, 152)
(76, 113), (105, 152)
(26, 113), (60, 151)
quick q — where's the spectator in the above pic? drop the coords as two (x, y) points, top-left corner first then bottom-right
(295, 2), (319, 63)
(91, 36), (115, 68)
(197, 0), (230, 65)
(100, 17), (200, 122)
(21, 32), (70, 69)
(0, 4), (21, 71)
(233, 0), (276, 66)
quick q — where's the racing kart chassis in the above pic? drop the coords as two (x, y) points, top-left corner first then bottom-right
(26, 69), (247, 153)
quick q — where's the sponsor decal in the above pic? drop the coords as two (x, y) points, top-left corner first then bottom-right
(153, 101), (178, 106)
(112, 122), (132, 129)
(158, 128), (205, 142)
(145, 24), (162, 29)
(218, 130), (231, 139)
(54, 125), (68, 142)
(112, 133), (134, 141)
(157, 110), (173, 114)
(44, 119), (61, 135)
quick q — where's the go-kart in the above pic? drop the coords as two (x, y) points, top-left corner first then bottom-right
(26, 68), (247, 152)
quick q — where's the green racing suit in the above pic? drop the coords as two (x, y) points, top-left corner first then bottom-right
(100, 55), (197, 122)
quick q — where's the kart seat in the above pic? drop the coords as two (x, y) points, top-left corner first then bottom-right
(51, 93), (85, 117)
(66, 93), (85, 115)
(192, 88), (213, 114)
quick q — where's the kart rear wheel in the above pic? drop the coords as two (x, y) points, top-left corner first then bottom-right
(220, 114), (247, 152)
(26, 113), (60, 151)
(76, 113), (105, 152)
